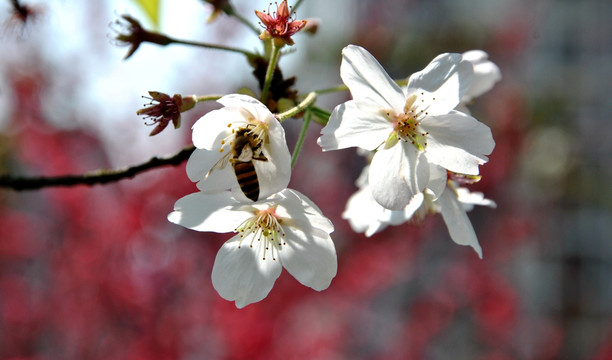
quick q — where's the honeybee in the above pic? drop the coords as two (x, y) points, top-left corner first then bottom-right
(228, 126), (268, 201)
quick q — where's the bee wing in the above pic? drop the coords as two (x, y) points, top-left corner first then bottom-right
(207, 152), (230, 177)
(237, 144), (254, 162)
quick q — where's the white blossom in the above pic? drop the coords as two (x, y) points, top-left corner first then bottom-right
(168, 189), (337, 308)
(318, 45), (495, 210)
(343, 166), (495, 258)
(186, 94), (291, 202)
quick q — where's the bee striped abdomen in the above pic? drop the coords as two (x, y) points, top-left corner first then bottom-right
(233, 161), (260, 201)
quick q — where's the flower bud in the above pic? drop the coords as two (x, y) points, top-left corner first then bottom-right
(110, 14), (172, 59)
(137, 91), (196, 136)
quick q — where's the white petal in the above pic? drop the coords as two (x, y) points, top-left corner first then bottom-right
(277, 189), (334, 235)
(369, 144), (421, 210)
(167, 192), (251, 233)
(195, 164), (237, 193)
(280, 226), (337, 291)
(342, 188), (372, 234)
(341, 45), (405, 111)
(456, 187), (497, 210)
(438, 187), (483, 258)
(461, 50), (501, 102)
(217, 94), (271, 120)
(377, 193), (421, 227)
(211, 235), (283, 308)
(192, 108), (233, 150)
(410, 150), (431, 196)
(366, 213), (392, 236)
(254, 118), (291, 199)
(407, 53), (473, 116)
(186, 148), (223, 184)
(426, 164), (448, 200)
(421, 111), (495, 175)
(461, 50), (489, 63)
(342, 186), (389, 236)
(401, 192), (425, 221)
(318, 101), (392, 151)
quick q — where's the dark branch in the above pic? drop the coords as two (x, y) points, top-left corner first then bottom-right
(0, 145), (195, 191)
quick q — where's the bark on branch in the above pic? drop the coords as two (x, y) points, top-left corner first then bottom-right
(0, 145), (195, 191)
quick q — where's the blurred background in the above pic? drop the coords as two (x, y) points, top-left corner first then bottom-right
(1, 0), (611, 359)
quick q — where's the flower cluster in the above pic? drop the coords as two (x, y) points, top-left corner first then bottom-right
(319, 45), (500, 257)
(169, 94), (337, 308)
(165, 4), (500, 307)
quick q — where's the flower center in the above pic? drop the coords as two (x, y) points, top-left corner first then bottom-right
(387, 93), (431, 151)
(235, 207), (286, 261)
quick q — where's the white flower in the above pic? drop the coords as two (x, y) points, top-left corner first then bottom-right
(343, 166), (495, 258)
(168, 188), (337, 308)
(318, 45), (495, 210)
(186, 94), (291, 202)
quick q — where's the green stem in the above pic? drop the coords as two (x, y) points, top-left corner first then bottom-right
(167, 36), (257, 58)
(291, 109), (312, 168)
(309, 106), (331, 125)
(315, 84), (348, 94)
(194, 94), (223, 103)
(260, 42), (281, 104)
(276, 92), (317, 121)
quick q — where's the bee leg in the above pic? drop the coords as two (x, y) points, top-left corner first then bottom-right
(252, 156), (268, 162)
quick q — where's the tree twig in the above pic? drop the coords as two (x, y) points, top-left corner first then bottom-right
(0, 145), (195, 191)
